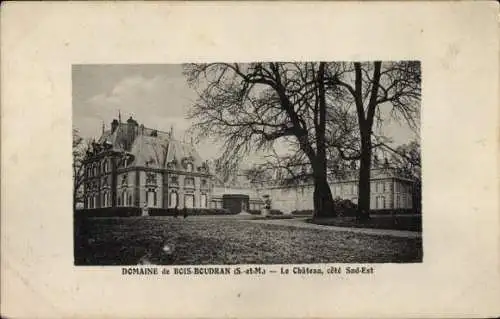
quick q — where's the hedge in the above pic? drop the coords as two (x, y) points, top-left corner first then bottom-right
(291, 210), (314, 216)
(290, 207), (418, 217)
(75, 207), (142, 218)
(148, 208), (233, 216)
(74, 207), (234, 218)
(247, 209), (284, 215)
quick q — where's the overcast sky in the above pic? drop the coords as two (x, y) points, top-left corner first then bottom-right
(72, 64), (418, 162)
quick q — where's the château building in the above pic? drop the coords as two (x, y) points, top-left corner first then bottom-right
(81, 116), (417, 214)
(260, 167), (415, 213)
(82, 116), (215, 210)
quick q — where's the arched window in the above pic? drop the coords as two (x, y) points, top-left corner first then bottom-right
(169, 191), (178, 208)
(185, 194), (194, 208)
(102, 191), (110, 207)
(186, 163), (194, 172)
(146, 188), (157, 207)
(122, 191), (127, 206)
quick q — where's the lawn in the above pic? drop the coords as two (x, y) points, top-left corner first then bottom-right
(74, 216), (422, 266)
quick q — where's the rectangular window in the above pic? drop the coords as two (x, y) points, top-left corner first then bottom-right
(200, 193), (207, 208)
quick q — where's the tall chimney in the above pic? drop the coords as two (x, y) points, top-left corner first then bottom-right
(111, 119), (119, 133)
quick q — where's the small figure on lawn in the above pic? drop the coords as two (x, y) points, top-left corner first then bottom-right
(183, 207), (188, 219)
(173, 205), (179, 218)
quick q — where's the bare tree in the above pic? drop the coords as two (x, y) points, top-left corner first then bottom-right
(184, 62), (353, 218)
(73, 128), (90, 210)
(326, 61), (421, 219)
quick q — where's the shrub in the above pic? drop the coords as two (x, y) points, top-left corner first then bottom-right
(149, 208), (234, 216)
(333, 198), (358, 217)
(75, 207), (235, 218)
(75, 207), (142, 218)
(370, 208), (416, 215)
(269, 209), (284, 215)
(291, 210), (314, 216)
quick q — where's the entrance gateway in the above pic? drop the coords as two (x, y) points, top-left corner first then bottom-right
(222, 194), (250, 214)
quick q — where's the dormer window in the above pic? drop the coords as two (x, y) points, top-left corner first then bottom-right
(146, 157), (155, 167)
(170, 175), (178, 185)
(146, 173), (157, 185)
(184, 177), (194, 187)
(121, 174), (128, 186)
(186, 163), (194, 172)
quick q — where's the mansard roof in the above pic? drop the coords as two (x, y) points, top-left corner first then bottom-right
(96, 121), (206, 171)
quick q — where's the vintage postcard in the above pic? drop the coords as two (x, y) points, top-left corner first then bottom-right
(1, 1), (499, 318)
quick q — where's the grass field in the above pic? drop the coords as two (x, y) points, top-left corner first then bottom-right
(74, 216), (422, 265)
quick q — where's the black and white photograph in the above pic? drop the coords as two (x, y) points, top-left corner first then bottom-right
(73, 62), (422, 266)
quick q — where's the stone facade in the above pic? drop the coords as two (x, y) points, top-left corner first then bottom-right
(82, 116), (214, 210)
(256, 168), (415, 213)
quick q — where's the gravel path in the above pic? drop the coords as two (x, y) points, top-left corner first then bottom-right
(244, 218), (422, 239)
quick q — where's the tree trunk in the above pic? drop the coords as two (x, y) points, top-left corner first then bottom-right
(73, 187), (77, 212)
(310, 155), (335, 219)
(357, 132), (372, 220)
(312, 174), (335, 219)
(311, 63), (335, 219)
